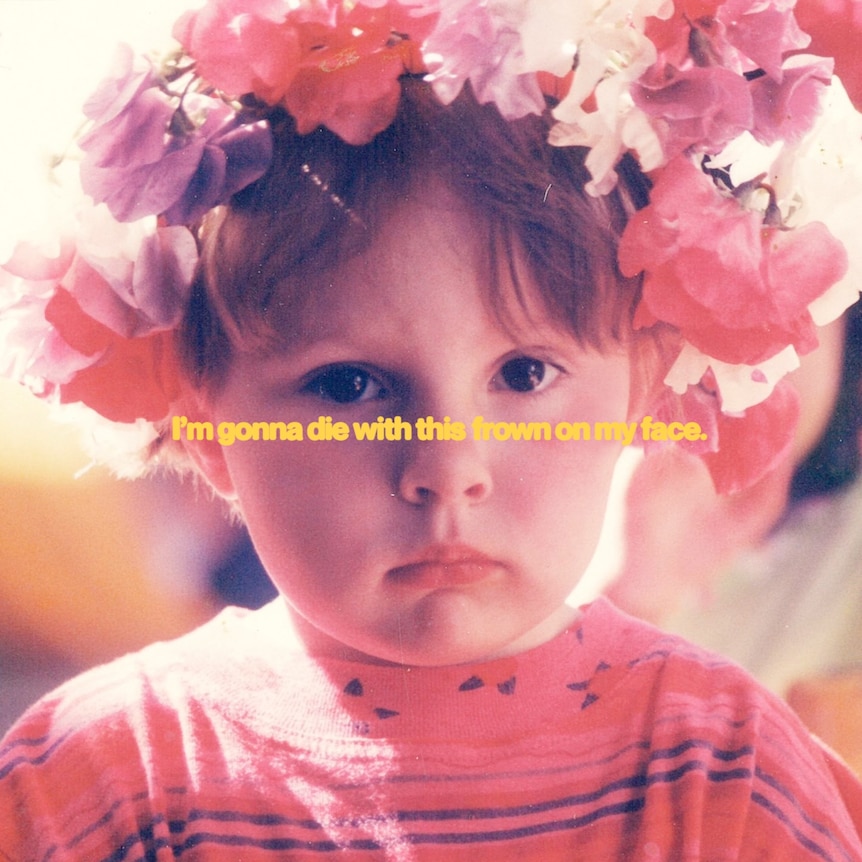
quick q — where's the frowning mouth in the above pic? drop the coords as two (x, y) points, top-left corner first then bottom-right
(388, 544), (502, 588)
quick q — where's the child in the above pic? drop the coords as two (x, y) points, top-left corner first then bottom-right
(2, 1), (861, 858)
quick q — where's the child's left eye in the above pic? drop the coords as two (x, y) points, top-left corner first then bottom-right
(493, 357), (560, 393)
(301, 365), (389, 404)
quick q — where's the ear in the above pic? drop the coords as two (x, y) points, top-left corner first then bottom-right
(171, 400), (237, 500)
(183, 428), (237, 500)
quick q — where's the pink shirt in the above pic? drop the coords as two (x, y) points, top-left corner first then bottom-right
(2, 598), (860, 860)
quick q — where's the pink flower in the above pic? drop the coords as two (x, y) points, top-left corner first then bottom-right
(645, 0), (808, 80)
(619, 157), (848, 365)
(698, 379), (801, 495)
(750, 55), (833, 145)
(719, 0), (809, 80)
(67, 208), (198, 338)
(632, 63), (753, 160)
(0, 245), (92, 389)
(423, 0), (544, 119)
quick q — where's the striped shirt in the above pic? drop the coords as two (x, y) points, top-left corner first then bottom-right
(2, 598), (860, 860)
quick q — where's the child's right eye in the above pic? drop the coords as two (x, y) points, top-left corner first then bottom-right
(301, 365), (390, 404)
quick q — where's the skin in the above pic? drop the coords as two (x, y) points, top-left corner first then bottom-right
(192, 186), (636, 667)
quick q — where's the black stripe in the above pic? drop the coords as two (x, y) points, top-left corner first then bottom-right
(75, 739), (757, 859)
(754, 767), (855, 862)
(98, 757), (750, 859)
(68, 793), (151, 851)
(184, 807), (324, 830)
(394, 758), (751, 823)
(0, 732), (53, 755)
(120, 799), (647, 858)
(174, 833), (381, 856)
(751, 792), (838, 862)
(0, 734), (71, 781)
(651, 737), (754, 763)
(406, 797), (646, 845)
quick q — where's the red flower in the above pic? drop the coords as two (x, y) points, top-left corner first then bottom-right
(794, 0), (862, 111)
(619, 157), (848, 365)
(647, 376), (800, 494)
(173, 0), (303, 104)
(645, 0), (724, 68)
(44, 289), (181, 423)
(175, 0), (435, 144)
(282, 3), (433, 143)
(699, 380), (801, 495)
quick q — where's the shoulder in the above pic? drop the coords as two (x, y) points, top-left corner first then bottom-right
(587, 598), (848, 775)
(583, 599), (862, 858)
(3, 602), (273, 731)
(0, 602), (288, 859)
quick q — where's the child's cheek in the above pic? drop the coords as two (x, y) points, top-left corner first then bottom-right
(492, 437), (621, 519)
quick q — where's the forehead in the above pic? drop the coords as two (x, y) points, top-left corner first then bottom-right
(263, 185), (576, 352)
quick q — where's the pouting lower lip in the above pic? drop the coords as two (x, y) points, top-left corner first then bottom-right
(388, 557), (500, 588)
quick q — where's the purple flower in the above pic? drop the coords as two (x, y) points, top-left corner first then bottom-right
(162, 103), (273, 225)
(633, 64), (753, 161)
(81, 43), (160, 128)
(79, 46), (273, 224)
(751, 55), (833, 146)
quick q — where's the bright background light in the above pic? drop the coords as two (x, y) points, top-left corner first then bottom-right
(0, 0), (191, 248)
(0, 1), (193, 471)
(0, 5), (216, 717)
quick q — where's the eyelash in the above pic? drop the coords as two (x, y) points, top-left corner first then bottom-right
(300, 356), (561, 405)
(300, 365), (393, 404)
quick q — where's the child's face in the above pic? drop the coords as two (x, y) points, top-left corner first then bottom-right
(201, 186), (633, 666)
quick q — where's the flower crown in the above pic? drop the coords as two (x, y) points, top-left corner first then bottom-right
(2, 0), (861, 491)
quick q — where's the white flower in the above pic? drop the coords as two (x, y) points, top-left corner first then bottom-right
(665, 342), (801, 413)
(547, 0), (669, 193)
(767, 77), (862, 324)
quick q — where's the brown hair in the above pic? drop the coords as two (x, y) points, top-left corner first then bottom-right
(178, 78), (647, 392)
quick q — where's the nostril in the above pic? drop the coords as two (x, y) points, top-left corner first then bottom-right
(396, 446), (493, 506)
(416, 487), (433, 503)
(464, 482), (489, 501)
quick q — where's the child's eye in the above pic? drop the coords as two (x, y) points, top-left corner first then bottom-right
(493, 356), (560, 393)
(301, 365), (390, 404)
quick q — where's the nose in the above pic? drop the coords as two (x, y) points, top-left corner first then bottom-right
(396, 437), (493, 507)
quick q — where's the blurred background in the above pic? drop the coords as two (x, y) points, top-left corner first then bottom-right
(0, 375), (276, 733)
(0, 0), (275, 732)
